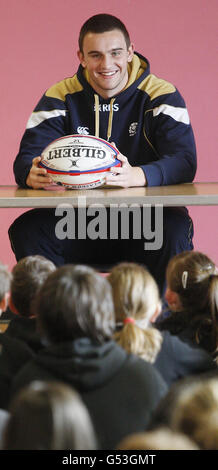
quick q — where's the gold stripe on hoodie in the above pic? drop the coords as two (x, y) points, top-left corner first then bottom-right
(45, 75), (83, 101)
(137, 74), (176, 100)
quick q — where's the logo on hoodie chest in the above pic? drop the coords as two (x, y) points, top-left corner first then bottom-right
(94, 103), (119, 112)
(129, 122), (138, 136)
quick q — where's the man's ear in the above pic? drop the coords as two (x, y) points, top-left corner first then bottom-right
(165, 287), (182, 311)
(127, 42), (134, 62)
(77, 50), (86, 68)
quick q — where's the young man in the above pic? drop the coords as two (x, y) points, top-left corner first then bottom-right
(12, 264), (168, 449)
(9, 14), (196, 293)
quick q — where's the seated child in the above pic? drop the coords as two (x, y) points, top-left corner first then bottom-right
(170, 376), (218, 450)
(108, 262), (216, 386)
(157, 250), (218, 357)
(148, 372), (218, 450)
(3, 380), (97, 450)
(11, 264), (168, 449)
(107, 262), (163, 362)
(0, 255), (55, 409)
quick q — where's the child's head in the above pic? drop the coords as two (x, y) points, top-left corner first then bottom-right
(117, 427), (199, 450)
(165, 251), (218, 314)
(163, 251), (218, 354)
(3, 380), (97, 450)
(10, 255), (56, 317)
(0, 263), (12, 316)
(108, 262), (161, 324)
(107, 262), (162, 362)
(35, 264), (115, 344)
(171, 377), (218, 450)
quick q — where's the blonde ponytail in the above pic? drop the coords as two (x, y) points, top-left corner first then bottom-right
(108, 262), (163, 363)
(114, 322), (162, 363)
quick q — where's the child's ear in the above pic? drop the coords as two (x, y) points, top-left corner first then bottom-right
(0, 292), (10, 316)
(8, 294), (19, 315)
(150, 301), (162, 323)
(165, 287), (182, 311)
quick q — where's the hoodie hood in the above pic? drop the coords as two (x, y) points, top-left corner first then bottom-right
(77, 52), (150, 140)
(78, 53), (150, 98)
(0, 317), (43, 377)
(34, 337), (127, 391)
(4, 316), (42, 352)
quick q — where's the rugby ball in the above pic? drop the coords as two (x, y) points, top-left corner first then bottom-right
(39, 135), (121, 189)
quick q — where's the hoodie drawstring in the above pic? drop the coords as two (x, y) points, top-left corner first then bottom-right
(94, 94), (100, 138)
(94, 94), (115, 142)
(106, 98), (115, 141)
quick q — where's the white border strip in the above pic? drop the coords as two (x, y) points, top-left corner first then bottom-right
(153, 104), (190, 124)
(26, 110), (66, 129)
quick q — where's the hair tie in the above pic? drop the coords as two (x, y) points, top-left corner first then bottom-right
(182, 271), (188, 289)
(123, 317), (135, 325)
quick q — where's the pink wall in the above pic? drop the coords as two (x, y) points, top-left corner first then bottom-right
(1, 0), (218, 269)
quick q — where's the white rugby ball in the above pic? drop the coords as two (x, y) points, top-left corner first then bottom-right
(39, 134), (121, 189)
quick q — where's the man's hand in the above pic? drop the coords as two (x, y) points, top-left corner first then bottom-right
(26, 157), (53, 189)
(105, 147), (147, 188)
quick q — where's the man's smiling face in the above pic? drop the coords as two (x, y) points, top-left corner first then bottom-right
(78, 29), (134, 99)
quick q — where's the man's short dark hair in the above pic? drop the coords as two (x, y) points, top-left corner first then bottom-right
(79, 13), (131, 52)
(11, 255), (56, 317)
(35, 264), (115, 344)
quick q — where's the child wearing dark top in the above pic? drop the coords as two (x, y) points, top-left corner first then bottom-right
(108, 262), (216, 386)
(157, 250), (218, 359)
(0, 255), (55, 409)
(12, 264), (167, 449)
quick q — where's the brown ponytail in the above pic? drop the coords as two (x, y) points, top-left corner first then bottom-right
(207, 275), (218, 354)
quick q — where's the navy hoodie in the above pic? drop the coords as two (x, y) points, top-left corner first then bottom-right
(0, 316), (43, 410)
(13, 52), (196, 188)
(12, 338), (168, 449)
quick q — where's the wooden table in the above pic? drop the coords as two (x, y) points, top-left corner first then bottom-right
(0, 182), (218, 207)
(0, 182), (216, 332)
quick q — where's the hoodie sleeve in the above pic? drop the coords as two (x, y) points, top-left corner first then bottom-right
(13, 94), (68, 188)
(141, 89), (197, 186)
